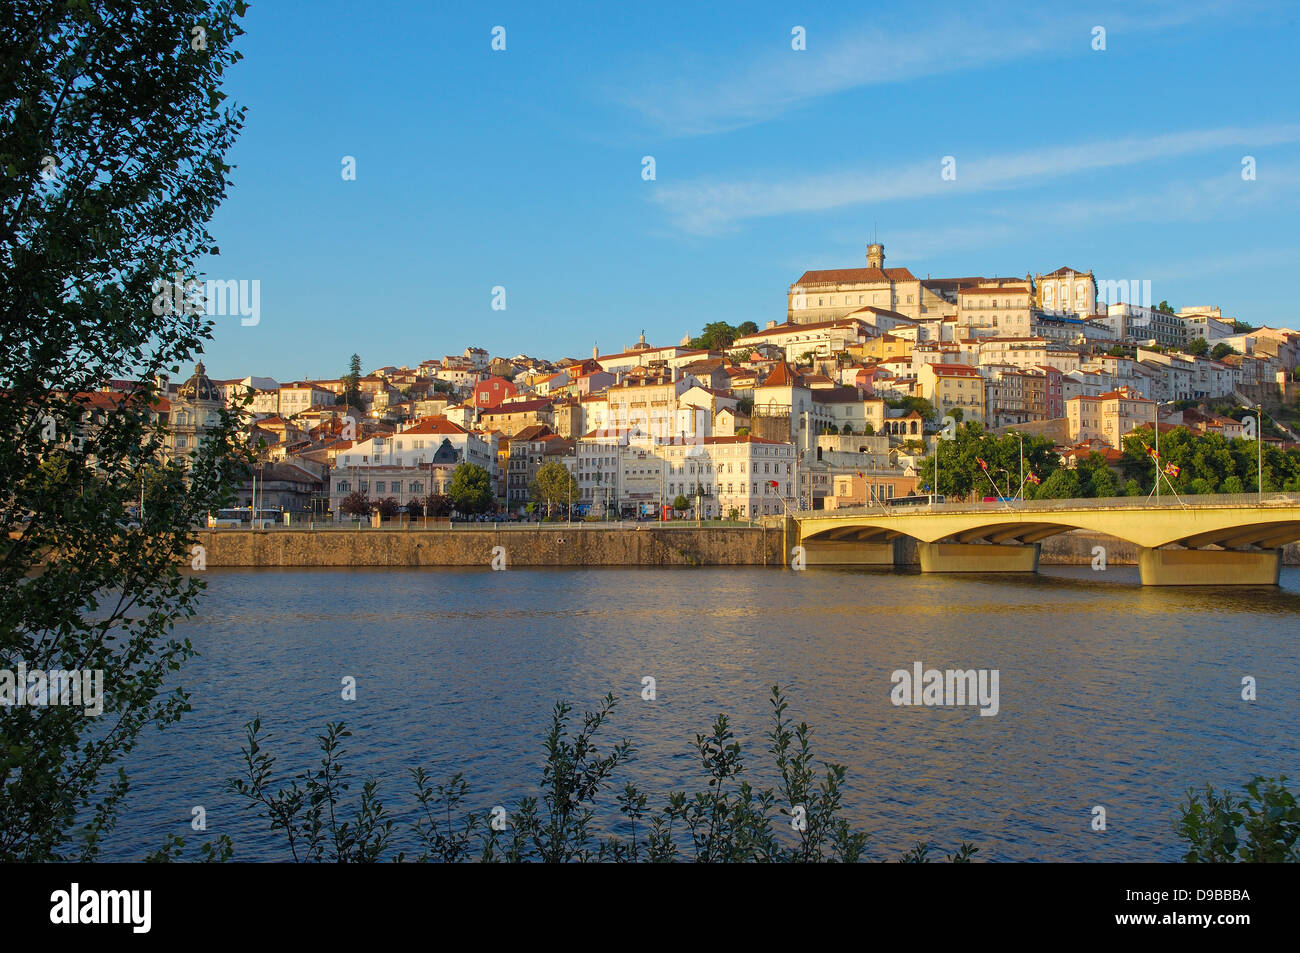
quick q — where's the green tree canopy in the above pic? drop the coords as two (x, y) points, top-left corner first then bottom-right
(530, 461), (578, 513)
(448, 463), (494, 514)
(0, 0), (249, 861)
(919, 424), (1060, 500)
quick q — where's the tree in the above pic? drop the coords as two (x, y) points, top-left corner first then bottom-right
(0, 0), (249, 861)
(1211, 342), (1239, 361)
(404, 498), (424, 518)
(531, 461), (578, 516)
(727, 507), (741, 522)
(687, 322), (740, 351)
(862, 423), (875, 436)
(1036, 467), (1080, 499)
(340, 491), (371, 517)
(376, 496), (401, 519)
(920, 424), (1060, 500)
(1157, 299), (1176, 314)
(343, 354), (363, 408)
(447, 463), (493, 515)
(736, 427), (751, 437)
(885, 396), (937, 424)
(841, 423), (854, 435)
(424, 493), (452, 517)
(1185, 337), (1210, 357)
(736, 321), (758, 336)
(671, 494), (689, 516)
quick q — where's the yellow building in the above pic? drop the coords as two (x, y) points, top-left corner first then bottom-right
(1066, 387), (1154, 447)
(851, 333), (915, 363)
(918, 362), (986, 425)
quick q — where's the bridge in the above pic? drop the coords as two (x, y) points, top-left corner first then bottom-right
(787, 493), (1300, 585)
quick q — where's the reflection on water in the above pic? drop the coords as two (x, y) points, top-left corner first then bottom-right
(102, 566), (1300, 861)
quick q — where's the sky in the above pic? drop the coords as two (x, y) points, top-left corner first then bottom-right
(189, 0), (1300, 383)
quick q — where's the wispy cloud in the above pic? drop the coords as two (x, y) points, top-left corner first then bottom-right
(617, 1), (1259, 136)
(876, 161), (1300, 260)
(650, 124), (1300, 234)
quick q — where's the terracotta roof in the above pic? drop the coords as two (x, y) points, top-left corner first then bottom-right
(958, 285), (1031, 296)
(701, 435), (790, 445)
(481, 398), (551, 414)
(759, 362), (801, 387)
(792, 267), (917, 285)
(403, 415), (469, 435)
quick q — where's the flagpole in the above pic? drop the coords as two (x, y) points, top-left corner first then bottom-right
(1154, 402), (1160, 504)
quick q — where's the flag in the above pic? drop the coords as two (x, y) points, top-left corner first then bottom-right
(1164, 463), (1181, 477)
(767, 480), (779, 489)
(855, 470), (865, 479)
(1026, 471), (1041, 486)
(1143, 442), (1159, 461)
(976, 457), (988, 471)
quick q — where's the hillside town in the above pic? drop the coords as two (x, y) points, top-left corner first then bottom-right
(103, 242), (1300, 521)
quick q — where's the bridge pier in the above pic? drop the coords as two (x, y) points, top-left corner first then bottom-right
(917, 541), (1041, 574)
(1138, 547), (1281, 586)
(800, 539), (898, 567)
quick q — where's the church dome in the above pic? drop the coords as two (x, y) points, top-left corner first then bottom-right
(178, 362), (221, 403)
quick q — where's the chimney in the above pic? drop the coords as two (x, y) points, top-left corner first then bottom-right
(766, 320), (777, 330)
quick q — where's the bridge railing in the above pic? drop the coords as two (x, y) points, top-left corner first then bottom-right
(797, 492), (1300, 520)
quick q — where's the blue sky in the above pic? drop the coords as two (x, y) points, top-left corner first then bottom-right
(192, 0), (1300, 382)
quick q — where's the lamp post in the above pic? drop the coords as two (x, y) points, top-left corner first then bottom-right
(1256, 403), (1263, 502)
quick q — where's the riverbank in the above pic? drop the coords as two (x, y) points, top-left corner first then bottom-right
(193, 526), (1300, 567)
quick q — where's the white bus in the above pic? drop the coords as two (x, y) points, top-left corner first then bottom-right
(208, 507), (279, 529)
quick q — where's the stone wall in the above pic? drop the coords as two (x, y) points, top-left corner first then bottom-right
(197, 527), (785, 568)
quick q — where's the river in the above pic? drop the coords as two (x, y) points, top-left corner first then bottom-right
(99, 565), (1300, 861)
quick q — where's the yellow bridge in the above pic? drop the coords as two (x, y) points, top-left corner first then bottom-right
(787, 493), (1300, 585)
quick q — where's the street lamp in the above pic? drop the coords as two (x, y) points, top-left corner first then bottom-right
(1256, 403), (1264, 502)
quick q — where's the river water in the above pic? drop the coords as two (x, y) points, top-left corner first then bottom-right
(100, 566), (1300, 861)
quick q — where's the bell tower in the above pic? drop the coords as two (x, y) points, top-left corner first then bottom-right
(866, 242), (885, 269)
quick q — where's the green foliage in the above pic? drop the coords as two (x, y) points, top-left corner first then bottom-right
(1120, 425), (1300, 496)
(218, 688), (979, 863)
(671, 494), (690, 513)
(1177, 776), (1299, 863)
(1184, 337), (1209, 357)
(0, 0), (250, 861)
(230, 719), (396, 862)
(919, 424), (1059, 500)
(885, 395), (936, 423)
(688, 321), (743, 351)
(1211, 342), (1238, 361)
(343, 354), (363, 408)
(447, 462), (494, 514)
(531, 461), (578, 513)
(423, 493), (452, 517)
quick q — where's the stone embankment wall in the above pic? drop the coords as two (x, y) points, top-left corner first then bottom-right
(196, 527), (1300, 568)
(197, 527), (785, 568)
